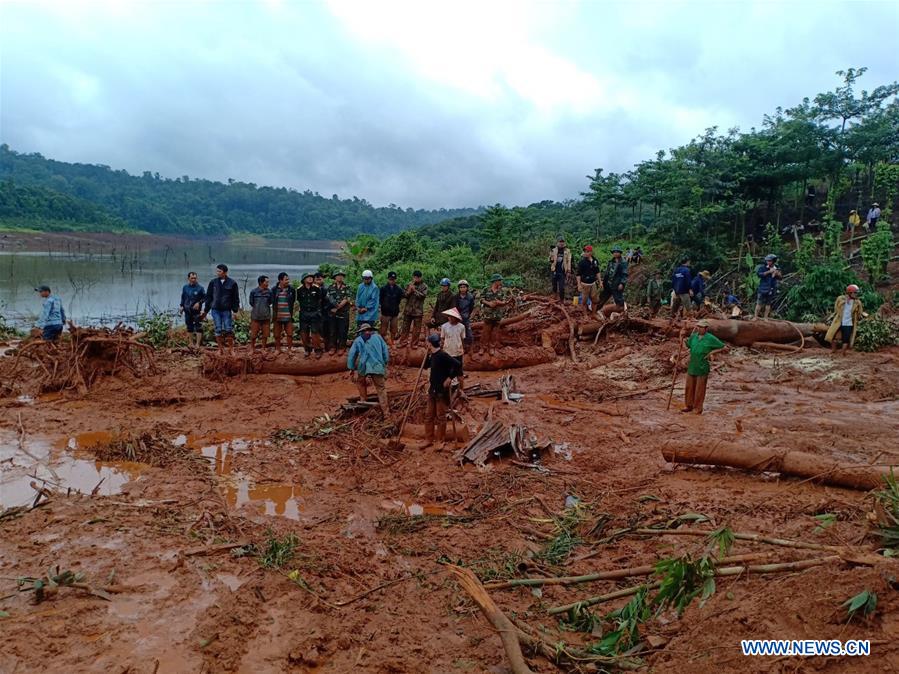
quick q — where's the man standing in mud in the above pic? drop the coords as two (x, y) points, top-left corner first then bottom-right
(670, 257), (693, 319)
(202, 264), (240, 355)
(248, 275), (273, 352)
(454, 280), (475, 349)
(681, 320), (728, 415)
(645, 269), (663, 318)
(398, 270), (428, 346)
(34, 285), (65, 342)
(179, 272), (206, 349)
(753, 254), (781, 320)
(479, 274), (512, 356)
(549, 237), (572, 303)
(325, 271), (351, 354)
(347, 322), (390, 416)
(576, 244), (599, 315)
(430, 278), (455, 332)
(379, 271), (403, 344)
(355, 270), (380, 329)
(596, 246), (628, 313)
(297, 272), (324, 358)
(422, 333), (463, 450)
(272, 272), (296, 354)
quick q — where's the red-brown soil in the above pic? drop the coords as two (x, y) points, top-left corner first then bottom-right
(1, 323), (898, 673)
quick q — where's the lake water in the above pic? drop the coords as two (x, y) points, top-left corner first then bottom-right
(0, 235), (343, 328)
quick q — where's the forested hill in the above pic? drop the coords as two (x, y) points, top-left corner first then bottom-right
(0, 145), (481, 238)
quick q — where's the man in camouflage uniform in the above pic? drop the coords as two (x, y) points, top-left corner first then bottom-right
(479, 273), (512, 356)
(297, 272), (325, 358)
(325, 271), (352, 354)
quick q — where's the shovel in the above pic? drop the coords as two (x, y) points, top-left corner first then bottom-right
(387, 350), (428, 450)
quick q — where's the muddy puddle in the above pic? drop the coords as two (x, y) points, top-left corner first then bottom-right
(0, 430), (146, 509)
(187, 435), (307, 520)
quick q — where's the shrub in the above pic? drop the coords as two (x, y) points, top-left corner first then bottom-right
(854, 318), (899, 352)
(784, 263), (858, 322)
(0, 313), (21, 341)
(137, 312), (177, 348)
(860, 228), (894, 284)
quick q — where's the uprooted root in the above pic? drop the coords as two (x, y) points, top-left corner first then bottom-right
(89, 425), (201, 468)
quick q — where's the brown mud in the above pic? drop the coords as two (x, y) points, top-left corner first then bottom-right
(1, 311), (899, 673)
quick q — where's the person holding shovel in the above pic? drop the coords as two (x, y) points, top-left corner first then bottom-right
(681, 319), (728, 415)
(421, 333), (462, 450)
(346, 322), (390, 416)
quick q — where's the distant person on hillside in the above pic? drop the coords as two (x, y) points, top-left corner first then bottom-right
(454, 280), (475, 348)
(347, 322), (390, 416)
(34, 285), (65, 342)
(847, 209), (860, 234)
(645, 270), (663, 318)
(325, 271), (351, 354)
(548, 237), (571, 303)
(691, 270), (711, 310)
(681, 320), (728, 415)
(272, 272), (296, 354)
(297, 272), (325, 358)
(753, 254), (781, 320)
(355, 270), (380, 328)
(670, 257), (693, 319)
(179, 271), (206, 349)
(379, 271), (403, 344)
(479, 274), (513, 356)
(202, 263), (240, 355)
(596, 246), (628, 313)
(576, 245), (600, 315)
(866, 203), (881, 231)
(632, 247), (643, 264)
(248, 275), (273, 352)
(825, 284), (867, 355)
(399, 271), (428, 346)
(430, 278), (455, 330)
(624, 247), (634, 263)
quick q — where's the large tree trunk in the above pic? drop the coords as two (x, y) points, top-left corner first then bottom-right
(202, 346), (556, 377)
(579, 317), (827, 346)
(662, 442), (895, 491)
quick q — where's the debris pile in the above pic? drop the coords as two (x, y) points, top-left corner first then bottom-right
(456, 421), (550, 466)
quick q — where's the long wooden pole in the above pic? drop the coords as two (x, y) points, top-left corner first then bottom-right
(395, 350), (428, 442)
(666, 330), (685, 410)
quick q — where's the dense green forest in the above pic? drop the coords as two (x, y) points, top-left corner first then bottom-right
(351, 69), (898, 329)
(0, 144), (480, 238)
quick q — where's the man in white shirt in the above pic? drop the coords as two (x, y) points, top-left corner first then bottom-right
(439, 307), (466, 390)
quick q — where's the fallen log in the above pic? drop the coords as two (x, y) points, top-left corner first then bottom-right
(662, 442), (896, 490)
(580, 316), (827, 346)
(202, 346), (556, 377)
(446, 565), (534, 674)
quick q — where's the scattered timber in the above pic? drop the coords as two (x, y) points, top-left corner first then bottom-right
(456, 421), (549, 465)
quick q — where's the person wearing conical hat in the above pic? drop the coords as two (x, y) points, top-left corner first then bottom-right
(440, 306), (466, 391)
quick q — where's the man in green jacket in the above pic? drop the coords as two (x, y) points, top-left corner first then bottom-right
(681, 320), (728, 415)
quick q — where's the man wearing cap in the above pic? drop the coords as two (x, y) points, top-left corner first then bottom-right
(479, 274), (512, 356)
(440, 307), (466, 389)
(399, 271), (428, 346)
(355, 270), (380, 328)
(825, 284), (866, 355)
(576, 245), (600, 315)
(422, 333), (463, 450)
(866, 203), (880, 231)
(646, 269), (663, 318)
(454, 280), (475, 347)
(202, 263), (241, 355)
(179, 272), (206, 349)
(671, 257), (693, 319)
(346, 322), (390, 416)
(682, 320), (728, 415)
(297, 272), (325, 358)
(313, 271), (325, 289)
(596, 246), (628, 312)
(272, 272), (296, 354)
(34, 285), (65, 342)
(325, 271), (351, 354)
(379, 271), (404, 343)
(549, 237), (572, 303)
(430, 278), (455, 330)
(753, 254), (781, 320)
(691, 270), (711, 311)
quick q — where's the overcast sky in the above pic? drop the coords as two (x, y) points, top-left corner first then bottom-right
(1, 0), (897, 210)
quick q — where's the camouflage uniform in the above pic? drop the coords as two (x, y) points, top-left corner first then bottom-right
(479, 285), (510, 351)
(325, 282), (352, 351)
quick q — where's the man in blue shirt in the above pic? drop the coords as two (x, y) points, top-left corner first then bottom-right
(179, 271), (206, 349)
(34, 285), (65, 342)
(670, 257), (693, 319)
(355, 269), (380, 327)
(691, 270), (711, 311)
(347, 322), (390, 415)
(753, 254), (782, 320)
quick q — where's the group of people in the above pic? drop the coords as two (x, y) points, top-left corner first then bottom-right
(847, 203), (882, 233)
(549, 237), (629, 313)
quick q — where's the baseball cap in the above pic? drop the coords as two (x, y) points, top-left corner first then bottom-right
(387, 271), (398, 279)
(358, 322), (373, 331)
(35, 285), (51, 292)
(427, 334), (441, 347)
(362, 269), (374, 278)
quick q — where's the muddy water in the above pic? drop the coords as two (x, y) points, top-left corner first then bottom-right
(0, 430), (145, 509)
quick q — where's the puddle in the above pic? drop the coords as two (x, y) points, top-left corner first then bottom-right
(0, 430), (145, 509)
(65, 430), (116, 450)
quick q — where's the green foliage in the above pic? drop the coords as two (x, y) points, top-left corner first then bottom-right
(537, 501), (589, 567)
(708, 526), (735, 557)
(0, 312), (22, 340)
(784, 262), (859, 321)
(793, 235), (817, 275)
(813, 513), (837, 533)
(860, 289), (884, 313)
(586, 587), (651, 656)
(257, 531), (298, 569)
(653, 555), (717, 615)
(137, 311), (177, 348)
(854, 318), (899, 352)
(860, 228), (894, 283)
(843, 590), (877, 620)
(873, 470), (899, 551)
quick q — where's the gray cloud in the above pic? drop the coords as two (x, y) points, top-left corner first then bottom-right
(1, 1), (897, 209)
